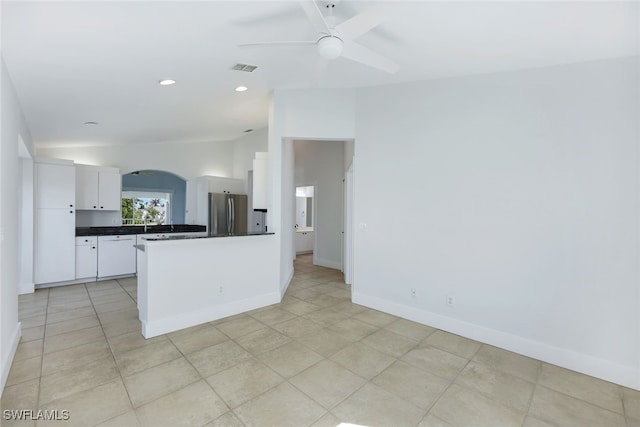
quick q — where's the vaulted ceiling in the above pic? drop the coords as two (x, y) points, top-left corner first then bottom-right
(3, 1), (637, 149)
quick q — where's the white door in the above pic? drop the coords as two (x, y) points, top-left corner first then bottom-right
(76, 167), (99, 209)
(343, 164), (353, 285)
(76, 244), (97, 279)
(35, 208), (76, 284)
(36, 163), (75, 209)
(98, 171), (122, 210)
(98, 235), (136, 278)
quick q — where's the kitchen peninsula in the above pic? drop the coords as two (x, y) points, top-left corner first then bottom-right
(136, 231), (278, 338)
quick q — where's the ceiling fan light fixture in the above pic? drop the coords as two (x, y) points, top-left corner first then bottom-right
(317, 35), (343, 59)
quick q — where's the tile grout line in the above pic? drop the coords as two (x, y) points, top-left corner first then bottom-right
(33, 286), (51, 415)
(412, 344), (484, 426)
(520, 357), (544, 426)
(86, 279), (142, 426)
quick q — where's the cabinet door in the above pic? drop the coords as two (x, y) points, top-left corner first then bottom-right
(76, 167), (99, 209)
(98, 172), (121, 210)
(36, 163), (76, 209)
(98, 235), (136, 278)
(295, 232), (305, 253)
(304, 231), (315, 252)
(76, 244), (97, 279)
(35, 208), (75, 284)
(252, 154), (268, 210)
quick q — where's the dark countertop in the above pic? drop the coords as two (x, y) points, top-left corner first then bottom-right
(76, 224), (206, 236)
(142, 232), (275, 241)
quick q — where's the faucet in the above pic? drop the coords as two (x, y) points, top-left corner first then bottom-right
(144, 217), (148, 233)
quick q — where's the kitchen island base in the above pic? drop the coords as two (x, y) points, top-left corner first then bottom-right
(136, 233), (279, 338)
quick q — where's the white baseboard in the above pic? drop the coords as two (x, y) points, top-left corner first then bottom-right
(280, 268), (294, 299)
(313, 256), (342, 270)
(353, 292), (640, 391)
(18, 282), (34, 295)
(142, 292), (281, 338)
(0, 322), (22, 397)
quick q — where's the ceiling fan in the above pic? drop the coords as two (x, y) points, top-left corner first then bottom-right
(238, 0), (399, 74)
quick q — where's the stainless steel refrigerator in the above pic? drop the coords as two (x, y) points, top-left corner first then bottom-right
(208, 193), (248, 235)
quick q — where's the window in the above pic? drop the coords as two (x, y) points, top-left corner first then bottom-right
(121, 191), (171, 225)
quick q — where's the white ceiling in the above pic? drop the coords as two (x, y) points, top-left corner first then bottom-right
(3, 1), (637, 149)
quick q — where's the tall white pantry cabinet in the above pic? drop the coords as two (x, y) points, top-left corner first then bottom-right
(34, 159), (76, 284)
(35, 159), (122, 285)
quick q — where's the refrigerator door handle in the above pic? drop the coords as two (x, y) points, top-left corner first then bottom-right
(229, 197), (236, 233)
(212, 197), (218, 234)
(227, 196), (232, 234)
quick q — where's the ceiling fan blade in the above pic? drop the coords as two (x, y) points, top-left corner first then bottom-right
(299, 0), (331, 34)
(335, 4), (388, 40)
(341, 41), (399, 74)
(238, 41), (317, 48)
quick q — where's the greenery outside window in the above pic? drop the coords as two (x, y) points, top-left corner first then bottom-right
(121, 191), (171, 225)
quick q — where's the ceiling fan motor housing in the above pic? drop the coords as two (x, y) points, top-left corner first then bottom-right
(317, 35), (343, 59)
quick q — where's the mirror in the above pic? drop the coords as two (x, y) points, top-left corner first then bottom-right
(295, 186), (314, 230)
(121, 170), (186, 225)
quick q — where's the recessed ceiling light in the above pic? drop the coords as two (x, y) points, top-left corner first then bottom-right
(84, 121), (98, 126)
(235, 86), (248, 92)
(159, 79), (176, 86)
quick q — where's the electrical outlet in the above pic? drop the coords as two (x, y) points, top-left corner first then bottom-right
(219, 286), (224, 294)
(446, 295), (454, 307)
(411, 288), (416, 298)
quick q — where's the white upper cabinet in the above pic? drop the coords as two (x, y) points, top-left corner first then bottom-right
(207, 176), (245, 194)
(36, 161), (76, 209)
(76, 165), (121, 210)
(76, 166), (99, 209)
(97, 170), (122, 210)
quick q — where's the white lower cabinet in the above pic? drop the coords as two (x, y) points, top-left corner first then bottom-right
(295, 230), (314, 254)
(75, 236), (97, 280)
(97, 235), (137, 278)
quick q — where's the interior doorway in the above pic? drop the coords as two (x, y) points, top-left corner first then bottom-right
(295, 185), (315, 256)
(343, 163), (353, 285)
(292, 140), (346, 271)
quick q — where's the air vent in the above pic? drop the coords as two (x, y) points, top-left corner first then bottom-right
(232, 63), (258, 72)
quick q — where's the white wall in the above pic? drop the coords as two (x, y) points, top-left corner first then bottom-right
(268, 88), (356, 292)
(18, 155), (34, 294)
(353, 57), (639, 389)
(344, 139), (354, 172)
(294, 140), (344, 269)
(295, 197), (307, 228)
(232, 127), (268, 192)
(36, 138), (235, 180)
(1, 54), (35, 395)
(37, 126), (268, 186)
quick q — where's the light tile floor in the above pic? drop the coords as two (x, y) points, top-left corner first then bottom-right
(2, 254), (639, 426)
